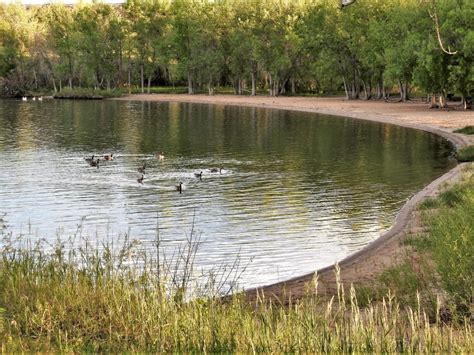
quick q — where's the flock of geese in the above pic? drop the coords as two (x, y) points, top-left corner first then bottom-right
(22, 96), (43, 101)
(84, 152), (223, 194)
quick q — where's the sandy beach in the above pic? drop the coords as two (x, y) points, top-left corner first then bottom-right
(116, 94), (474, 300)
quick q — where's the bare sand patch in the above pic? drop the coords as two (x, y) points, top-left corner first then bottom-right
(115, 94), (474, 300)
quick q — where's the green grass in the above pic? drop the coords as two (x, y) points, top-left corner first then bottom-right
(379, 169), (474, 320)
(454, 126), (474, 135)
(0, 243), (472, 352)
(456, 145), (474, 162)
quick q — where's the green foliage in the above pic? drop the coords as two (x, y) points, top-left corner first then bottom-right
(0, 0), (472, 100)
(419, 197), (440, 210)
(426, 174), (474, 312)
(454, 126), (474, 135)
(380, 171), (474, 318)
(456, 145), (474, 162)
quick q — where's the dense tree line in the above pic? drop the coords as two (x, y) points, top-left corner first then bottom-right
(0, 0), (472, 108)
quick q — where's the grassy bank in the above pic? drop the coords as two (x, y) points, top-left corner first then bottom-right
(379, 164), (473, 320)
(0, 169), (473, 352)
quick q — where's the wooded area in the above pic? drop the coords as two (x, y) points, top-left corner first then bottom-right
(0, 0), (472, 107)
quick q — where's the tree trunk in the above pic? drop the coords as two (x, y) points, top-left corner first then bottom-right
(460, 93), (470, 110)
(291, 77), (296, 94)
(128, 62), (131, 95)
(52, 75), (57, 92)
(208, 76), (214, 96)
(251, 72), (256, 96)
(187, 72), (194, 94)
(68, 55), (73, 89)
(362, 79), (368, 100)
(268, 74), (273, 96)
(439, 93), (447, 108)
(376, 81), (382, 100)
(140, 64), (144, 93)
(342, 76), (349, 100)
(59, 78), (62, 92)
(279, 78), (288, 95)
(398, 79), (404, 101)
(147, 75), (151, 94)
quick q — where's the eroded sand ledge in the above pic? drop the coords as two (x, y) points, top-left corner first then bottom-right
(115, 94), (474, 300)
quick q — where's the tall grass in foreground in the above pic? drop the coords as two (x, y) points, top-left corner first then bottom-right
(1, 169), (473, 352)
(0, 240), (472, 352)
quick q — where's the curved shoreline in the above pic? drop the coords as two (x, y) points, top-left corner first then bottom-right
(115, 94), (473, 300)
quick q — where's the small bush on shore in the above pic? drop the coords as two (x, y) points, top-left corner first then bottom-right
(454, 126), (474, 135)
(456, 145), (474, 162)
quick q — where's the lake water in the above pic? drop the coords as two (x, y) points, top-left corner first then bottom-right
(0, 99), (455, 289)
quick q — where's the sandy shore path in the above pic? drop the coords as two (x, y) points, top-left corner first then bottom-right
(115, 94), (474, 300)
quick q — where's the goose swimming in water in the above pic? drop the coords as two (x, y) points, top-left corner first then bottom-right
(194, 171), (203, 180)
(157, 152), (165, 161)
(176, 182), (183, 194)
(103, 153), (114, 161)
(138, 163), (146, 173)
(90, 158), (100, 168)
(137, 174), (144, 184)
(84, 154), (95, 163)
(210, 167), (223, 174)
(22, 96), (27, 101)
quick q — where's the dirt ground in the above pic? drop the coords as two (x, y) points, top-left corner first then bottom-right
(116, 94), (474, 301)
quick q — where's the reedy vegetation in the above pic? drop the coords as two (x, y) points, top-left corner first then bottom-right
(0, 168), (473, 352)
(0, 0), (472, 106)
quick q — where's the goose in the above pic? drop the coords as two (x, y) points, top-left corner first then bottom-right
(194, 171), (203, 180)
(38, 96), (43, 101)
(32, 97), (36, 101)
(103, 153), (114, 161)
(157, 152), (165, 161)
(90, 158), (100, 168)
(176, 182), (183, 194)
(210, 167), (223, 174)
(22, 96), (27, 101)
(84, 154), (95, 163)
(341, 0), (356, 8)
(137, 174), (144, 184)
(137, 163), (146, 173)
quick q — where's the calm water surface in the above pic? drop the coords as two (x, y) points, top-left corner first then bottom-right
(0, 99), (455, 288)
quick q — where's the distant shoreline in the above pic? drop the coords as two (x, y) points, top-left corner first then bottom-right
(115, 93), (474, 300)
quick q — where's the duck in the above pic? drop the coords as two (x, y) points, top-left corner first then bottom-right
(194, 171), (203, 180)
(38, 96), (43, 101)
(32, 97), (36, 101)
(84, 154), (95, 163)
(103, 153), (114, 161)
(22, 96), (27, 101)
(210, 167), (223, 174)
(90, 158), (100, 168)
(137, 174), (144, 184)
(176, 182), (183, 194)
(137, 163), (146, 173)
(157, 152), (165, 161)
